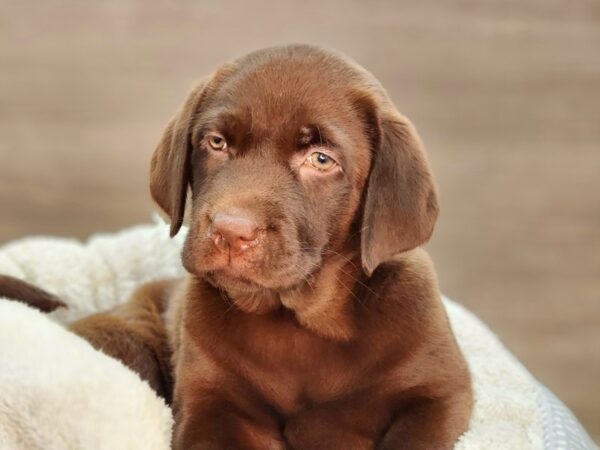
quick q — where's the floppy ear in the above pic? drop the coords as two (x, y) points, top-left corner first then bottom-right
(360, 108), (439, 275)
(150, 81), (207, 237)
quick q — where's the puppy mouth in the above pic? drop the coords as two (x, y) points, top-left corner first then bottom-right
(203, 256), (321, 294)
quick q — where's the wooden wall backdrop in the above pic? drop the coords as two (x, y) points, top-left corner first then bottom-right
(1, 0), (599, 441)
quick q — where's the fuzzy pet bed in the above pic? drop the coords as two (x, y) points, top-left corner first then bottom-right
(0, 220), (596, 450)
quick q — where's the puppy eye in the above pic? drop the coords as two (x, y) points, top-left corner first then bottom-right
(307, 152), (336, 171)
(206, 133), (227, 151)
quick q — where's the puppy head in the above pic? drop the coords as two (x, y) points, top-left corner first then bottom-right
(150, 45), (438, 300)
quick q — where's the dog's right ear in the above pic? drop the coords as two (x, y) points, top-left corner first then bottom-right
(150, 80), (207, 237)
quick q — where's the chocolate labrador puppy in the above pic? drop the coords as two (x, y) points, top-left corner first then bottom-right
(5, 44), (473, 449)
(151, 44), (472, 449)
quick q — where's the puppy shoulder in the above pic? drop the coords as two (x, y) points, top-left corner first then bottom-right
(369, 247), (438, 298)
(365, 249), (461, 369)
(364, 247), (445, 326)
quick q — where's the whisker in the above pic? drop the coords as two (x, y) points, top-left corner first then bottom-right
(294, 246), (378, 300)
(219, 288), (237, 317)
(321, 249), (359, 271)
(336, 265), (379, 299)
(331, 271), (367, 309)
(343, 225), (369, 241)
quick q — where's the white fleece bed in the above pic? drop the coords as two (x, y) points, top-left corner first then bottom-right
(0, 220), (596, 450)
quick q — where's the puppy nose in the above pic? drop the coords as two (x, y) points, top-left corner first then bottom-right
(211, 211), (260, 253)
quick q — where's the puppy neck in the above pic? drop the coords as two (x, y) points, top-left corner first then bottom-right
(279, 251), (364, 342)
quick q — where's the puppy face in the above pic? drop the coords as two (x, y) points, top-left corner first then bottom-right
(151, 45), (439, 299)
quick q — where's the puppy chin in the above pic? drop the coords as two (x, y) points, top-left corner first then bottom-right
(204, 267), (302, 294)
(201, 270), (280, 314)
(206, 270), (263, 293)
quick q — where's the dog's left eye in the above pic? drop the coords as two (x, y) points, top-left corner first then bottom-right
(206, 133), (227, 151)
(307, 152), (336, 171)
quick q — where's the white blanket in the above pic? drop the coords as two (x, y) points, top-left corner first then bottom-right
(0, 220), (596, 450)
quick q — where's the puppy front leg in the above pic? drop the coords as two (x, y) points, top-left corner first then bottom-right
(377, 393), (471, 450)
(284, 404), (380, 450)
(173, 392), (285, 450)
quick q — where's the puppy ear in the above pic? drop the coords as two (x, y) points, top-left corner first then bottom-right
(150, 81), (207, 237)
(361, 109), (439, 275)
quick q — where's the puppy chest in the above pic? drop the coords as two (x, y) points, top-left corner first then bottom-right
(228, 331), (368, 414)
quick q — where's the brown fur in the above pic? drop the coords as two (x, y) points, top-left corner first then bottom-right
(0, 275), (66, 312)
(69, 280), (176, 402)
(7, 45), (473, 449)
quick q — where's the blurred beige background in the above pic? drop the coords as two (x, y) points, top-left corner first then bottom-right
(1, 0), (599, 441)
